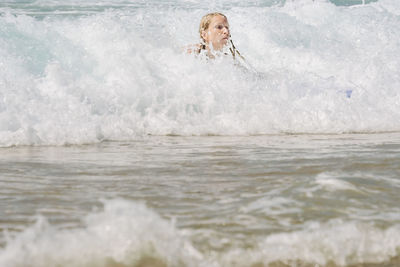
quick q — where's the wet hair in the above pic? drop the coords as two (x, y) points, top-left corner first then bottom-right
(197, 12), (244, 61)
(199, 12), (227, 42)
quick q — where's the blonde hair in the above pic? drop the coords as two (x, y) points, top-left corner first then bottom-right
(199, 12), (227, 42)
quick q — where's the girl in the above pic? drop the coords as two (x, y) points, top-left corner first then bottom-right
(188, 12), (244, 61)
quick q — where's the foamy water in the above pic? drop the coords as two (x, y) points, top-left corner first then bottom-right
(2, 200), (400, 267)
(1, 134), (400, 266)
(1, 0), (400, 147)
(1, 1), (400, 266)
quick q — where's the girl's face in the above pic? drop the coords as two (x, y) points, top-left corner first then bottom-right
(201, 15), (230, 50)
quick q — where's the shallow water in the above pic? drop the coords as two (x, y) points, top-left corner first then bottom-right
(1, 134), (400, 266)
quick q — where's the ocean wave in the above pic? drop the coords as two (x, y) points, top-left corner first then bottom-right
(1, 0), (400, 146)
(1, 199), (399, 267)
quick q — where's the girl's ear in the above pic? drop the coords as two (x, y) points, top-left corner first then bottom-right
(201, 30), (207, 42)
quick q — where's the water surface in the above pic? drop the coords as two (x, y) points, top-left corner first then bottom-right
(1, 134), (400, 266)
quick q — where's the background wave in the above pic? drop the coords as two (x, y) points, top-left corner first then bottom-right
(1, 0), (400, 146)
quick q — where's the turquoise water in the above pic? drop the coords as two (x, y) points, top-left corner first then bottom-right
(0, 0), (381, 18)
(332, 0), (377, 6)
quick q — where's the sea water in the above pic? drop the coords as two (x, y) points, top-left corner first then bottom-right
(1, 0), (400, 266)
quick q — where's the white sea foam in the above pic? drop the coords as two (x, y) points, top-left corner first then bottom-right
(314, 172), (361, 192)
(221, 219), (400, 266)
(0, 199), (203, 267)
(239, 196), (302, 215)
(1, 199), (400, 267)
(1, 0), (400, 146)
